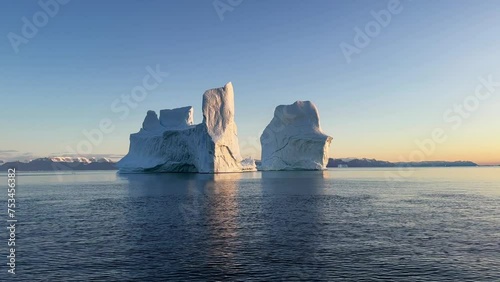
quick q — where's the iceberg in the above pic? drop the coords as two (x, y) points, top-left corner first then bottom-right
(259, 101), (333, 171)
(241, 157), (257, 172)
(117, 82), (254, 173)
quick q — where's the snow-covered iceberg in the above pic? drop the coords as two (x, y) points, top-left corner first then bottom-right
(259, 101), (333, 171)
(117, 82), (254, 173)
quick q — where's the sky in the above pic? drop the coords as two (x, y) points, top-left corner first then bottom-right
(1, 0), (499, 165)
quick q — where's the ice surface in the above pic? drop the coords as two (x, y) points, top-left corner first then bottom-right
(159, 106), (194, 130)
(241, 157), (257, 171)
(117, 82), (254, 173)
(259, 101), (332, 171)
(141, 111), (165, 133)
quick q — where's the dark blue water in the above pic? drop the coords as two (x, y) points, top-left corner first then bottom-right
(2, 168), (500, 281)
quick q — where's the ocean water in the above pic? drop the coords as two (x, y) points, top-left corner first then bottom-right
(2, 168), (499, 281)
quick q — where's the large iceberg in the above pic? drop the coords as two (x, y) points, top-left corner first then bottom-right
(259, 101), (333, 171)
(117, 82), (255, 173)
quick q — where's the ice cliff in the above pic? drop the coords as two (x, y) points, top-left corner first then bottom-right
(117, 82), (254, 173)
(260, 101), (332, 171)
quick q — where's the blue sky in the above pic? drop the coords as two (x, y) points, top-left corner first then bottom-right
(1, 0), (500, 164)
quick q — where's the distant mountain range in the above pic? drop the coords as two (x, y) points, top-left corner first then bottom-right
(0, 157), (117, 172)
(0, 157), (493, 172)
(327, 158), (479, 168)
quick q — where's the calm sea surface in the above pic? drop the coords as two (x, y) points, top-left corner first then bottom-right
(2, 168), (499, 281)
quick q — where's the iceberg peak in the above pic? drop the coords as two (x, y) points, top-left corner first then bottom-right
(141, 110), (164, 133)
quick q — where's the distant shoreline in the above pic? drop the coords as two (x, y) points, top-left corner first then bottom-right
(326, 158), (483, 168)
(1, 157), (498, 172)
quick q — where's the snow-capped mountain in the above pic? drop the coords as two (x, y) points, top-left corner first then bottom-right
(49, 157), (114, 163)
(0, 157), (117, 171)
